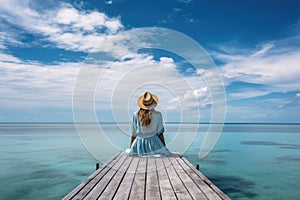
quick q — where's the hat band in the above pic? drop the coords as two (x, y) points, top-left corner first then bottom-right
(143, 98), (154, 106)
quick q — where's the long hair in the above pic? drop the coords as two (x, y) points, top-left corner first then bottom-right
(138, 108), (151, 126)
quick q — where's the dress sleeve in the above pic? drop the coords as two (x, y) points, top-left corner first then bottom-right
(156, 112), (164, 135)
(131, 113), (138, 136)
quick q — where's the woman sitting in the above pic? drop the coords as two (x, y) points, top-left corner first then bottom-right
(125, 92), (171, 157)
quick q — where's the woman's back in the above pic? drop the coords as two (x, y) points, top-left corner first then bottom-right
(132, 110), (164, 138)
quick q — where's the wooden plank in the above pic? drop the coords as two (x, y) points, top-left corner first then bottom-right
(170, 156), (208, 200)
(197, 172), (230, 200)
(64, 152), (230, 200)
(83, 153), (128, 199)
(128, 157), (147, 200)
(182, 157), (230, 200)
(113, 157), (139, 200)
(179, 157), (224, 200)
(98, 156), (133, 200)
(62, 151), (122, 200)
(145, 158), (161, 200)
(181, 157), (230, 200)
(171, 152), (181, 157)
(156, 158), (177, 200)
(162, 157), (193, 200)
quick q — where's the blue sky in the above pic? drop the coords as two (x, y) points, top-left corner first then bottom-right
(0, 0), (300, 123)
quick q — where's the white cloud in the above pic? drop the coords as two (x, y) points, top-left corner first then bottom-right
(276, 93), (300, 108)
(229, 91), (270, 100)
(222, 50), (300, 87)
(168, 87), (210, 110)
(0, 2), (212, 121)
(55, 7), (81, 25)
(85, 55), (210, 122)
(0, 53), (79, 108)
(0, 0), (123, 52)
(105, 0), (113, 5)
(251, 43), (275, 57)
(0, 30), (23, 49)
(0, 50), (210, 122)
(241, 113), (268, 119)
(214, 40), (300, 100)
(159, 57), (176, 68)
(0, 53), (22, 63)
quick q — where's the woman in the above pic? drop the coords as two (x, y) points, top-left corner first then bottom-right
(125, 91), (171, 157)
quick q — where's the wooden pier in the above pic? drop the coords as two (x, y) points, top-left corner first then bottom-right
(63, 152), (230, 200)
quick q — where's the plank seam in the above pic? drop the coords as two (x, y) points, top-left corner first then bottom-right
(128, 158), (147, 200)
(175, 157), (210, 199)
(83, 154), (125, 199)
(110, 157), (134, 199)
(154, 158), (162, 200)
(162, 158), (178, 200)
(64, 151), (122, 200)
(126, 158), (140, 200)
(144, 158), (148, 200)
(168, 157), (194, 200)
(181, 157), (229, 200)
(94, 154), (129, 199)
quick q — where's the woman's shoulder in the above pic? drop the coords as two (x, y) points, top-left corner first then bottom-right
(151, 110), (162, 117)
(133, 111), (139, 118)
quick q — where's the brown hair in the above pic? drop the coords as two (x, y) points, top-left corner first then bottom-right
(138, 108), (151, 126)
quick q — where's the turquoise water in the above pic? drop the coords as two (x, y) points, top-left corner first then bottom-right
(0, 123), (299, 200)
(185, 124), (300, 200)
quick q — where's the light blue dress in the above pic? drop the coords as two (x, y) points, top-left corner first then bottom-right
(125, 110), (171, 157)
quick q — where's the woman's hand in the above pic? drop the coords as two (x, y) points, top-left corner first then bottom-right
(130, 135), (136, 147)
(158, 133), (166, 146)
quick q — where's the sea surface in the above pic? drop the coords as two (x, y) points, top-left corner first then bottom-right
(0, 123), (299, 200)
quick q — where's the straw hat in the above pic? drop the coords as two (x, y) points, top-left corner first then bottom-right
(137, 92), (158, 110)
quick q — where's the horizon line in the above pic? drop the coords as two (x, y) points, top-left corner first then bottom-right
(0, 122), (300, 125)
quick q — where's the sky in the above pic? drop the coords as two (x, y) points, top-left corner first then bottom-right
(0, 0), (300, 123)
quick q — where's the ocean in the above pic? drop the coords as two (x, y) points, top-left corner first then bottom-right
(0, 123), (299, 200)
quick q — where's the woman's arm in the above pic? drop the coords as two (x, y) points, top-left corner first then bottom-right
(130, 113), (137, 147)
(158, 133), (166, 146)
(157, 112), (166, 146)
(130, 135), (136, 147)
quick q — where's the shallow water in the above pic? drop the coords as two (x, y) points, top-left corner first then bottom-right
(0, 123), (299, 200)
(185, 124), (300, 200)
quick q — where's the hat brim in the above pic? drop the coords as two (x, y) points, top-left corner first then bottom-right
(137, 94), (158, 110)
